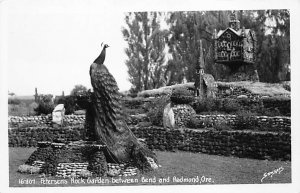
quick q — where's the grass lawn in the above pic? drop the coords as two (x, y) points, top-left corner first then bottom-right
(9, 147), (291, 187)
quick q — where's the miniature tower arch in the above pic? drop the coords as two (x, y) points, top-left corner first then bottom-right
(194, 39), (217, 99)
(194, 40), (205, 98)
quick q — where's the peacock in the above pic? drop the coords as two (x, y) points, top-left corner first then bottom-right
(89, 43), (157, 170)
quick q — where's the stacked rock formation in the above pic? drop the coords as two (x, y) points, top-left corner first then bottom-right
(172, 104), (196, 127)
(56, 163), (89, 178)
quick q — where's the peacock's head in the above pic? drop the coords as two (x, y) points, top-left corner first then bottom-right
(101, 42), (109, 49)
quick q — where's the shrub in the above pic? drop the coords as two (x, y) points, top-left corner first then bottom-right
(78, 169), (92, 178)
(281, 81), (290, 91)
(28, 102), (38, 115)
(259, 108), (281, 117)
(222, 98), (241, 113)
(214, 122), (232, 131)
(70, 84), (88, 96)
(170, 87), (194, 104)
(8, 98), (21, 105)
(192, 97), (263, 115)
(34, 94), (54, 115)
(237, 98), (261, 112)
(261, 96), (290, 116)
(187, 116), (206, 129)
(143, 93), (151, 98)
(129, 93), (138, 98)
(236, 96), (290, 116)
(75, 90), (93, 110)
(122, 97), (144, 109)
(234, 111), (260, 130)
(19, 122), (38, 129)
(125, 108), (146, 115)
(137, 121), (152, 128)
(192, 98), (216, 113)
(56, 95), (77, 115)
(8, 103), (27, 116)
(74, 110), (86, 115)
(129, 87), (139, 97)
(147, 96), (170, 127)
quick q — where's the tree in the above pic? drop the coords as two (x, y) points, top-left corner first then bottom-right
(123, 10), (290, 88)
(55, 95), (76, 115)
(166, 10), (290, 83)
(237, 10), (290, 82)
(70, 84), (88, 96)
(166, 11), (231, 82)
(122, 12), (168, 92)
(34, 94), (54, 115)
(8, 91), (15, 97)
(255, 10), (290, 82)
(55, 84), (89, 114)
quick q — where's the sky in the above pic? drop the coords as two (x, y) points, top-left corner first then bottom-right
(2, 0), (133, 96)
(1, 0), (300, 97)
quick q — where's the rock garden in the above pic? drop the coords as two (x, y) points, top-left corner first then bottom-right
(8, 81), (291, 186)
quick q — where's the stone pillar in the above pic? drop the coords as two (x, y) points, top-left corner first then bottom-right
(34, 88), (38, 102)
(163, 103), (175, 129)
(52, 104), (65, 126)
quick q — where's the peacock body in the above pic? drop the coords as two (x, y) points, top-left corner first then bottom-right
(89, 44), (156, 166)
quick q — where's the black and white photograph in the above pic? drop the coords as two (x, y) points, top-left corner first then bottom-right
(1, 0), (299, 192)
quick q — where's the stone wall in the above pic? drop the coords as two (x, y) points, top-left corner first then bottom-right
(261, 97), (291, 116)
(8, 115), (85, 128)
(172, 104), (290, 131)
(8, 114), (146, 128)
(8, 125), (290, 161)
(8, 126), (86, 147)
(131, 126), (290, 161)
(9, 115), (53, 127)
(193, 114), (291, 132)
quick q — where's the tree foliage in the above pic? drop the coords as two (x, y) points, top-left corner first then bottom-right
(122, 12), (168, 92)
(34, 94), (54, 115)
(254, 10), (290, 82)
(55, 95), (76, 115)
(123, 10), (290, 91)
(70, 84), (88, 96)
(166, 11), (231, 83)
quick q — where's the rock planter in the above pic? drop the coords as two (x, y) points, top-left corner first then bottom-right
(25, 141), (108, 178)
(107, 163), (138, 177)
(21, 141), (144, 178)
(172, 104), (196, 127)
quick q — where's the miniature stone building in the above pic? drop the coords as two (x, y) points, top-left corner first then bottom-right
(213, 11), (258, 82)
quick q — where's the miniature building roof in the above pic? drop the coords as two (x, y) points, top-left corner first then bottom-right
(216, 27), (252, 39)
